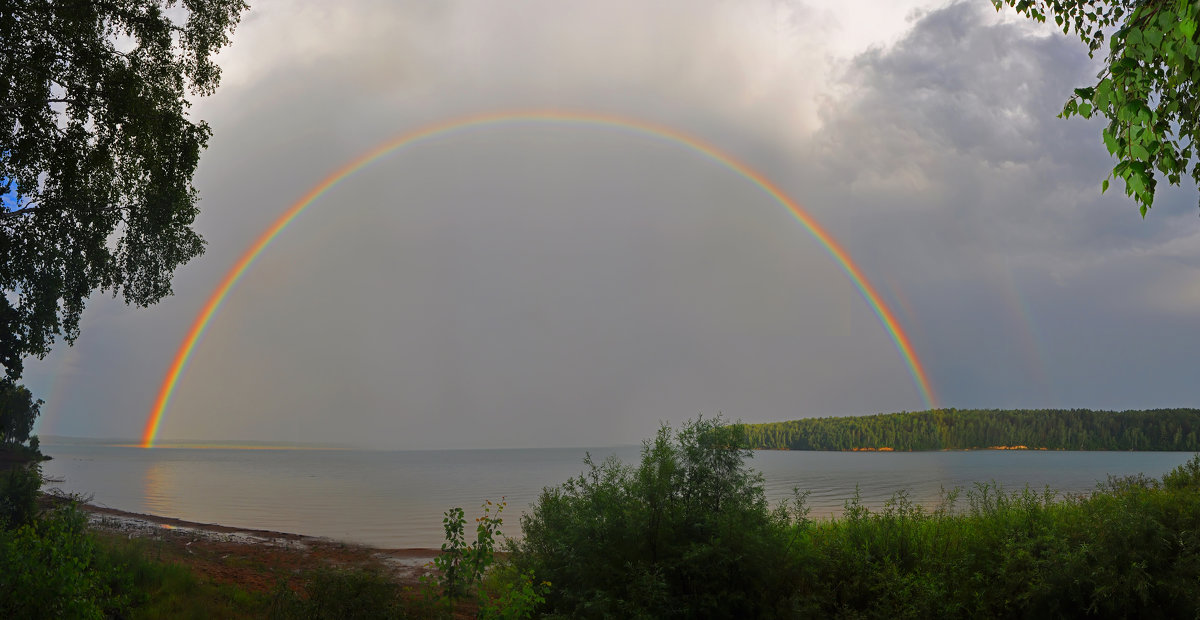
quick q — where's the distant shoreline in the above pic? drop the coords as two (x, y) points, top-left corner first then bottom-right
(740, 408), (1200, 452)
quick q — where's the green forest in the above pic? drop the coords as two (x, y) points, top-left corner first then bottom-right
(740, 408), (1200, 452)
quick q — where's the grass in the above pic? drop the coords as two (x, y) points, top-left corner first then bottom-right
(798, 472), (1200, 617)
(93, 535), (274, 619)
(88, 531), (480, 619)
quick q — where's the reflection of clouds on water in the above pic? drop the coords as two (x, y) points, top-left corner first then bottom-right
(754, 451), (952, 519)
(142, 460), (175, 516)
(750, 450), (1170, 520)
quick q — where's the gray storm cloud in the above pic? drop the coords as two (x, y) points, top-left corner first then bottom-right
(800, 2), (1200, 409)
(25, 0), (1199, 448)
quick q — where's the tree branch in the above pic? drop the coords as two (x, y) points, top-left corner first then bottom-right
(0, 202), (135, 221)
(0, 99), (75, 112)
(0, 206), (39, 219)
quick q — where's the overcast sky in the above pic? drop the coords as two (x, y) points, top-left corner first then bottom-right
(25, 0), (1200, 449)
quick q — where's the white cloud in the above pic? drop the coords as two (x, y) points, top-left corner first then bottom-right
(27, 0), (1200, 446)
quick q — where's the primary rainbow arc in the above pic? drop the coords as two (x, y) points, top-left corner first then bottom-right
(141, 109), (937, 448)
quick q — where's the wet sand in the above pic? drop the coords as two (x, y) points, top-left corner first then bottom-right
(78, 501), (441, 592)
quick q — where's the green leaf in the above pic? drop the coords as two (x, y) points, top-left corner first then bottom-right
(1102, 178), (1110, 193)
(1117, 104), (1133, 122)
(1078, 103), (1092, 117)
(1181, 18), (1197, 41)
(1103, 129), (1119, 155)
(1144, 27), (1163, 49)
(1094, 78), (1114, 109)
(1128, 171), (1145, 194)
(1132, 142), (1150, 160)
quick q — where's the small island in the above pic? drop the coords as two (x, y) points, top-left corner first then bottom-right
(740, 408), (1200, 452)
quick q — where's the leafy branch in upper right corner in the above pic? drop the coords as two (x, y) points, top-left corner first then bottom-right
(993, 0), (1200, 216)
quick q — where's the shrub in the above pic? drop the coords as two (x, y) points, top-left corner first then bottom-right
(0, 464), (41, 529)
(789, 458), (1200, 618)
(433, 499), (505, 598)
(510, 416), (804, 618)
(0, 504), (122, 619)
(478, 567), (549, 620)
(270, 569), (403, 620)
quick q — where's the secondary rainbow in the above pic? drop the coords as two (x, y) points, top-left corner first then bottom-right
(141, 110), (937, 447)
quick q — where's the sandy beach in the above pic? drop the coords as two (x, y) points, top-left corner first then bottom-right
(78, 502), (441, 593)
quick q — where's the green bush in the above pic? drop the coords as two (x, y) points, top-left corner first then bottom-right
(510, 416), (805, 618)
(478, 566), (549, 620)
(0, 467), (145, 618)
(433, 499), (505, 598)
(789, 456), (1200, 618)
(0, 504), (124, 619)
(270, 569), (404, 620)
(0, 464), (41, 528)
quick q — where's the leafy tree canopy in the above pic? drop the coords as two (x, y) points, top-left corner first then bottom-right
(993, 0), (1200, 216)
(0, 380), (41, 448)
(0, 0), (248, 380)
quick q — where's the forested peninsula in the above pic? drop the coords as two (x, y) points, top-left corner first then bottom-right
(740, 408), (1200, 451)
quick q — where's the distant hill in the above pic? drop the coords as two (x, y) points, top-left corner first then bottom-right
(738, 408), (1200, 452)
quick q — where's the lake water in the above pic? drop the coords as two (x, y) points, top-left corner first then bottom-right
(40, 441), (1196, 549)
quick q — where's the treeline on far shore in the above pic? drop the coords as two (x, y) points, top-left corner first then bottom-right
(739, 408), (1200, 452)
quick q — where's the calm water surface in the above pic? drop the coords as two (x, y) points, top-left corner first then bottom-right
(41, 442), (1195, 548)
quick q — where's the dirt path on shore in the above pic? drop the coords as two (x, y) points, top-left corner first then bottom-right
(79, 503), (441, 594)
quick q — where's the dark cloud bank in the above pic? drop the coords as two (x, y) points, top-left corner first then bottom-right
(27, 1), (1200, 448)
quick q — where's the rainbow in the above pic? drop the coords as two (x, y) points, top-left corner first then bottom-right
(141, 109), (937, 447)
